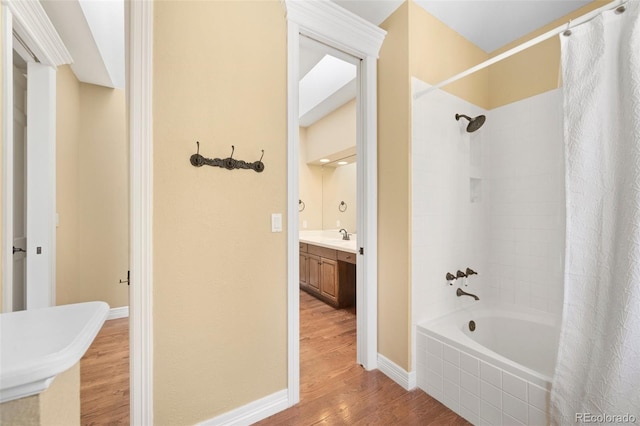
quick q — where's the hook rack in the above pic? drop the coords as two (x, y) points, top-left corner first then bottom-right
(189, 141), (265, 173)
(338, 201), (347, 212)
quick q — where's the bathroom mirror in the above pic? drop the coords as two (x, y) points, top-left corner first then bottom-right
(321, 155), (357, 231)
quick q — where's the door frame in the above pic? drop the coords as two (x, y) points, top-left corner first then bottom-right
(284, 0), (386, 404)
(127, 0), (154, 424)
(1, 0), (72, 312)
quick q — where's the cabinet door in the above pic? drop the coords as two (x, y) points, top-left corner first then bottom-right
(307, 254), (321, 293)
(320, 258), (339, 303)
(299, 252), (308, 286)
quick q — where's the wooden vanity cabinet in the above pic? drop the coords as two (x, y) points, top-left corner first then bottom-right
(299, 242), (355, 308)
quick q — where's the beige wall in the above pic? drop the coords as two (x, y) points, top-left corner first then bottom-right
(56, 65), (129, 308)
(298, 128), (323, 230)
(305, 99), (356, 162)
(378, 1), (411, 371)
(409, 1), (489, 109)
(153, 1), (287, 424)
(486, 1), (612, 108)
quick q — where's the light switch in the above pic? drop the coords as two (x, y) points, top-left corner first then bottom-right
(271, 213), (282, 232)
(302, 220), (308, 229)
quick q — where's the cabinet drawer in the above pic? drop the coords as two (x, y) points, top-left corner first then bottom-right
(307, 244), (337, 260)
(337, 250), (356, 264)
(299, 242), (308, 253)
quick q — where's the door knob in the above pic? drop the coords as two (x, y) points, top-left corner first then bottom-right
(13, 246), (26, 254)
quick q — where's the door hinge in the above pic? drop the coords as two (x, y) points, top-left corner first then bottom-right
(359, 247), (364, 255)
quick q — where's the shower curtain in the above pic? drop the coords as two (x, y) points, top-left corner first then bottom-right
(551, 3), (640, 424)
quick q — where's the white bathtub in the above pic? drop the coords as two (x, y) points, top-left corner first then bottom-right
(416, 303), (560, 425)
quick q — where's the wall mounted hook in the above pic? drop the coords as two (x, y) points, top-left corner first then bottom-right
(189, 141), (266, 173)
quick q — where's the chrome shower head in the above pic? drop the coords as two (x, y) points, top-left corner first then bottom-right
(455, 113), (486, 133)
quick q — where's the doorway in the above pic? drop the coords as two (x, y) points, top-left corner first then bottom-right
(298, 36), (359, 391)
(285, 0), (386, 405)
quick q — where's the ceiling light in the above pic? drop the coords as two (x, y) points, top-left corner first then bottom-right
(320, 159), (330, 163)
(338, 161), (348, 165)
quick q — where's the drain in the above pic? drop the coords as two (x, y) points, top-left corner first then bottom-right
(469, 320), (476, 332)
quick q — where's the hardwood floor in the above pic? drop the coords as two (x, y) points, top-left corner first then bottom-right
(256, 291), (470, 425)
(79, 293), (468, 425)
(80, 317), (129, 426)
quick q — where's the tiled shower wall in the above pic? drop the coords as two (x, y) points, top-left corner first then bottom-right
(484, 90), (565, 315)
(411, 81), (565, 357)
(411, 78), (489, 354)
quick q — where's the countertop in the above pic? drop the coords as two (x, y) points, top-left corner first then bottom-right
(299, 230), (357, 254)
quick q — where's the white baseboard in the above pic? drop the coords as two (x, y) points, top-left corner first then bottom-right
(107, 306), (129, 320)
(378, 353), (417, 391)
(197, 389), (289, 426)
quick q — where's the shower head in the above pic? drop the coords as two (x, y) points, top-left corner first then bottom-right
(455, 113), (486, 133)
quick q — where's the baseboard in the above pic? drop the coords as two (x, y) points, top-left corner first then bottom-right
(378, 353), (417, 391)
(107, 306), (129, 320)
(197, 389), (289, 426)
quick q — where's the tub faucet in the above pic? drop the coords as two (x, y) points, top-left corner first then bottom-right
(457, 288), (479, 301)
(339, 229), (350, 240)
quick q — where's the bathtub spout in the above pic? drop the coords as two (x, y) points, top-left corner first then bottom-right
(456, 288), (479, 300)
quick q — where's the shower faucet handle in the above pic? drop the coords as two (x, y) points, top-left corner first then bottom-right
(446, 272), (456, 285)
(456, 270), (467, 279)
(465, 268), (478, 276)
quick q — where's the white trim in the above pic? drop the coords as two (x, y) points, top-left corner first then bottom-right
(413, 0), (625, 100)
(286, 19), (301, 407)
(284, 0), (386, 406)
(197, 389), (289, 426)
(2, 5), (14, 313)
(377, 354), (417, 391)
(127, 0), (153, 424)
(2, 0), (72, 67)
(285, 0), (386, 59)
(356, 55), (378, 370)
(107, 306), (129, 320)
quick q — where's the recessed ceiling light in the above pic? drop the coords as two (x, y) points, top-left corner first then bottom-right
(338, 161), (348, 165)
(320, 159), (330, 163)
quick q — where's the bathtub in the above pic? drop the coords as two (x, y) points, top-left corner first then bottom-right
(416, 303), (560, 425)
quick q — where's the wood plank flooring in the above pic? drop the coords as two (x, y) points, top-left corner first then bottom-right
(256, 291), (470, 425)
(79, 293), (468, 425)
(80, 317), (129, 425)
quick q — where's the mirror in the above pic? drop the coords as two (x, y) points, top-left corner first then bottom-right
(321, 156), (356, 231)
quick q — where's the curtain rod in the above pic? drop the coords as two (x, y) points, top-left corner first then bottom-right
(413, 0), (626, 100)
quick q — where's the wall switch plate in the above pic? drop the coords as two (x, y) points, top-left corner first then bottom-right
(336, 219), (341, 227)
(302, 220), (308, 229)
(271, 213), (282, 232)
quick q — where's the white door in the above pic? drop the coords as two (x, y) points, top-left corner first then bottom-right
(25, 61), (56, 309)
(12, 65), (27, 311)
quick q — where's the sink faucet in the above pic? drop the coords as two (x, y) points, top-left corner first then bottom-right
(456, 288), (479, 301)
(339, 229), (350, 240)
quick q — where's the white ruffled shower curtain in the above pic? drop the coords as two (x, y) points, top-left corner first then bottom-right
(551, 3), (640, 424)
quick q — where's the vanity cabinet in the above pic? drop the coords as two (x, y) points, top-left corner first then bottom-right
(299, 243), (355, 308)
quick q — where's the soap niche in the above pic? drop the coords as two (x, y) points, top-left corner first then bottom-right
(470, 178), (482, 203)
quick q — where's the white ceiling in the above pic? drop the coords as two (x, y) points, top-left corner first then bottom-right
(41, 0), (124, 89)
(414, 0), (592, 52)
(299, 0), (594, 126)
